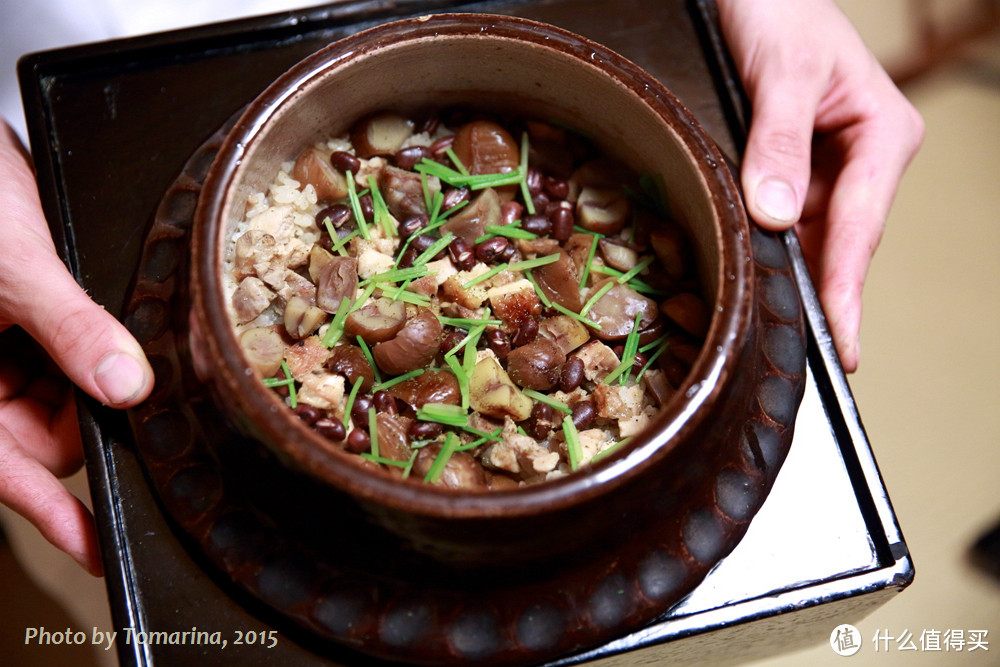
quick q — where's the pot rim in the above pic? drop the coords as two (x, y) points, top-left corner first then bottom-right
(191, 12), (753, 518)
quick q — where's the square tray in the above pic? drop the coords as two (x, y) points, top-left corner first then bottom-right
(18, 0), (912, 664)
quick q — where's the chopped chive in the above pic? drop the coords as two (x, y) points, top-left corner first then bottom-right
(361, 265), (430, 286)
(439, 199), (470, 220)
(461, 169), (524, 190)
(640, 333), (670, 354)
(349, 283), (378, 313)
(591, 437), (631, 463)
(345, 170), (370, 241)
(619, 311), (644, 386)
(562, 415), (582, 471)
(522, 388), (572, 414)
(413, 232), (454, 267)
(367, 175), (396, 237)
(551, 302), (601, 330)
(444, 147), (470, 175)
(261, 377), (293, 388)
(438, 316), (504, 328)
(604, 311), (643, 385)
(416, 403), (469, 426)
(329, 228), (359, 256)
(462, 262), (508, 289)
(372, 368), (424, 392)
(416, 158), (464, 185)
(461, 323), (485, 377)
(386, 288), (432, 307)
(481, 224), (537, 240)
(580, 280), (615, 317)
(520, 132), (535, 216)
(427, 189), (445, 224)
(321, 295), (354, 348)
(402, 449), (420, 478)
(508, 253), (560, 272)
(356, 336), (382, 385)
(516, 425), (530, 438)
(459, 425), (504, 441)
(455, 426), (504, 451)
(524, 268), (552, 308)
(368, 405), (379, 458)
(275, 360), (297, 408)
(342, 379), (363, 428)
(444, 354), (470, 410)
(443, 321), (486, 359)
(360, 453), (410, 468)
(616, 255), (656, 284)
(424, 432), (459, 483)
(573, 225), (605, 237)
(578, 233), (600, 288)
(591, 265), (668, 295)
(636, 337), (673, 381)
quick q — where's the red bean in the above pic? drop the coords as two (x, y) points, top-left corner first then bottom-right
(500, 201), (522, 227)
(315, 203), (352, 229)
(330, 151), (361, 174)
(314, 418), (346, 441)
(293, 404), (322, 425)
(571, 400), (596, 430)
(373, 390), (398, 415)
(398, 214), (428, 239)
(559, 357), (584, 392)
(543, 176), (569, 199)
(511, 317), (538, 348)
(526, 167), (544, 196)
(549, 203), (574, 242)
(522, 214), (552, 236)
(485, 328), (511, 362)
(394, 145), (433, 170)
(442, 186), (470, 212)
(409, 421), (443, 440)
(448, 237), (476, 271)
(475, 237), (509, 264)
(345, 428), (371, 453)
(351, 394), (373, 426)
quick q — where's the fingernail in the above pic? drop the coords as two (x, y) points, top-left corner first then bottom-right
(94, 351), (146, 405)
(755, 177), (798, 224)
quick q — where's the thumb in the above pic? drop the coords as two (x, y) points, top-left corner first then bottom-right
(739, 62), (827, 231)
(17, 261), (154, 408)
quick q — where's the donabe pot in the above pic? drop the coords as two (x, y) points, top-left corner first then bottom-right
(189, 13), (793, 571)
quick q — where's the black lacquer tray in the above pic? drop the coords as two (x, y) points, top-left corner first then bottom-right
(19, 1), (913, 665)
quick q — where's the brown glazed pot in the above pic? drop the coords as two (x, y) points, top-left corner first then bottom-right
(192, 12), (751, 560)
(136, 12), (810, 664)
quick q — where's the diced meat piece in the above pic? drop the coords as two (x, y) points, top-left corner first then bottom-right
(283, 336), (331, 380)
(487, 279), (541, 329)
(233, 230), (276, 280)
(232, 276), (275, 323)
(355, 246), (395, 280)
(571, 340), (620, 382)
(277, 269), (317, 304)
(619, 408), (655, 438)
(481, 428), (559, 479)
(592, 382), (645, 420)
(297, 371), (346, 412)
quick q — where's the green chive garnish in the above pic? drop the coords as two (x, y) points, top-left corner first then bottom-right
(321, 295), (354, 348)
(342, 379), (363, 428)
(356, 336), (382, 385)
(372, 368), (424, 392)
(445, 147), (470, 175)
(455, 427), (504, 451)
(462, 263), (508, 289)
(438, 316), (504, 328)
(616, 255), (656, 285)
(361, 453), (411, 468)
(480, 224), (537, 241)
(551, 302), (601, 329)
(413, 232), (454, 267)
(345, 170), (370, 241)
(508, 253), (560, 272)
(522, 389), (572, 414)
(416, 404), (469, 426)
(444, 354), (470, 410)
(367, 175), (396, 237)
(636, 337), (673, 381)
(361, 265), (430, 286)
(580, 280), (615, 317)
(329, 228), (359, 256)
(604, 311), (643, 385)
(563, 416), (582, 471)
(579, 233), (600, 288)
(591, 437), (631, 463)
(424, 432), (459, 483)
(368, 405), (379, 458)
(524, 268), (552, 308)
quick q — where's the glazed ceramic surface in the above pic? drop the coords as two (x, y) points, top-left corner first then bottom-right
(125, 13), (806, 665)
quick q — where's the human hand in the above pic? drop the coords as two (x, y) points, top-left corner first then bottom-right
(716, 0), (924, 372)
(0, 120), (154, 575)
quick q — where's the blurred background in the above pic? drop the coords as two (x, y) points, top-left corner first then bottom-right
(1, 0), (997, 665)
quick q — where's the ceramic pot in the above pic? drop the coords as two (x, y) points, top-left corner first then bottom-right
(187, 13), (793, 569)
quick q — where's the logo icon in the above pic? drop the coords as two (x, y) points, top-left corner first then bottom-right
(831, 624), (862, 656)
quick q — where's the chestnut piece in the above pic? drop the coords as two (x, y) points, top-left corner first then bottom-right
(506, 338), (565, 390)
(351, 111), (414, 158)
(326, 345), (375, 393)
(373, 309), (444, 375)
